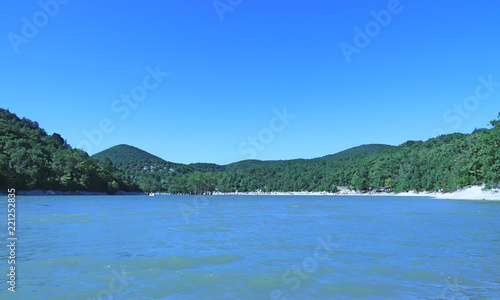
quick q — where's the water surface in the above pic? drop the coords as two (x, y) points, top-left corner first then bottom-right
(1, 195), (499, 299)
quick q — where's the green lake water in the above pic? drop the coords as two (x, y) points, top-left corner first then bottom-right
(1, 195), (499, 299)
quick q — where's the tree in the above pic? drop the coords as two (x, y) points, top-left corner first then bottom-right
(107, 180), (120, 194)
(384, 178), (393, 189)
(188, 171), (207, 194)
(490, 113), (500, 128)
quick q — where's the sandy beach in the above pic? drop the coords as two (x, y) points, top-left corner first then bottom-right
(430, 185), (500, 201)
(213, 185), (500, 201)
(6, 185), (499, 200)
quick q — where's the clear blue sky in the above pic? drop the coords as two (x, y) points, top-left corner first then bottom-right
(1, 0), (500, 164)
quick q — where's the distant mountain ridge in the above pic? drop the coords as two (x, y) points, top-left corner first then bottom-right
(89, 142), (398, 193)
(3, 106), (500, 195)
(91, 143), (393, 168)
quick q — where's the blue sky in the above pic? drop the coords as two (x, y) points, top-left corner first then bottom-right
(1, 0), (500, 165)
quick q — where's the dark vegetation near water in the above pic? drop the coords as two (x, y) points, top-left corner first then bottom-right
(1, 107), (499, 195)
(0, 108), (138, 193)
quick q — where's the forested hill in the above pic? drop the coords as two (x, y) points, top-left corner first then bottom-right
(92, 143), (395, 192)
(314, 144), (392, 160)
(0, 108), (138, 193)
(93, 144), (165, 164)
(98, 114), (500, 194)
(2, 106), (500, 195)
(94, 144), (392, 173)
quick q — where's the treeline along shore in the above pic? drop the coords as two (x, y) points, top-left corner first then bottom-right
(1, 108), (500, 198)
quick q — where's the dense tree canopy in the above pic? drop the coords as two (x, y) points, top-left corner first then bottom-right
(0, 108), (138, 193)
(2, 107), (499, 195)
(107, 114), (500, 194)
(93, 144), (165, 164)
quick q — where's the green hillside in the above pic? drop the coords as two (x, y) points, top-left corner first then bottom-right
(92, 144), (165, 164)
(113, 115), (500, 194)
(96, 143), (391, 182)
(224, 159), (284, 172)
(315, 144), (393, 160)
(3, 106), (499, 195)
(0, 108), (138, 193)
(92, 142), (391, 177)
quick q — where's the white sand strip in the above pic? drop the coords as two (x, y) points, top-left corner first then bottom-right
(213, 185), (500, 200)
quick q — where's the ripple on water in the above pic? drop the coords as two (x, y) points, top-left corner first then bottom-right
(121, 254), (244, 271)
(12, 195), (500, 299)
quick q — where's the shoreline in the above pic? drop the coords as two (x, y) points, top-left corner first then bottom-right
(0, 190), (144, 196)
(3, 185), (499, 200)
(212, 185), (500, 201)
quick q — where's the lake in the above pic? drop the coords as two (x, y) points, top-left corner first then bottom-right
(1, 195), (499, 299)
